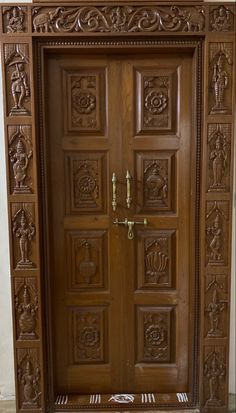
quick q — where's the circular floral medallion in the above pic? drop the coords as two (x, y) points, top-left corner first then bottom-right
(78, 175), (96, 194)
(79, 326), (100, 347)
(73, 92), (96, 114)
(145, 324), (165, 346)
(145, 90), (168, 114)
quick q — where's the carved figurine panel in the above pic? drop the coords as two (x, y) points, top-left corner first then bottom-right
(2, 6), (27, 33)
(11, 203), (36, 270)
(209, 43), (233, 115)
(4, 44), (31, 117)
(64, 68), (106, 134)
(209, 5), (234, 33)
(205, 201), (229, 267)
(204, 275), (228, 339)
(68, 306), (107, 364)
(17, 348), (41, 410)
(65, 152), (107, 214)
(203, 346), (226, 409)
(135, 151), (176, 214)
(135, 68), (177, 134)
(207, 124), (231, 193)
(66, 230), (108, 291)
(136, 306), (174, 363)
(8, 125), (33, 195)
(14, 277), (39, 341)
(136, 230), (176, 290)
(31, 6), (205, 34)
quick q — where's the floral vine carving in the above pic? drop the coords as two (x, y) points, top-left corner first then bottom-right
(32, 6), (205, 33)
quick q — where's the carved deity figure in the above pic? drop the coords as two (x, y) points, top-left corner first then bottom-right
(18, 359), (41, 407)
(211, 6), (231, 32)
(209, 134), (227, 188)
(16, 285), (38, 339)
(206, 289), (224, 337)
(207, 214), (223, 262)
(13, 210), (35, 268)
(204, 352), (225, 405)
(211, 53), (228, 113)
(6, 7), (24, 33)
(9, 139), (32, 193)
(10, 60), (30, 115)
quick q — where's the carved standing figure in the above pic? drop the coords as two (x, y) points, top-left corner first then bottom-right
(13, 210), (35, 268)
(204, 352), (225, 405)
(9, 139), (32, 193)
(207, 214), (223, 262)
(206, 289), (224, 337)
(18, 359), (41, 407)
(10, 60), (30, 115)
(211, 53), (228, 113)
(210, 134), (227, 188)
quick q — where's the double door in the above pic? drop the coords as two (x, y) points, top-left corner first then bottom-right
(46, 51), (195, 395)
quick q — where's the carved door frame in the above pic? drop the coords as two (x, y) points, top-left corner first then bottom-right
(0, 2), (235, 413)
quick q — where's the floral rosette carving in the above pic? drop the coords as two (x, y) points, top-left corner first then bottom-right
(145, 324), (166, 346)
(73, 92), (96, 114)
(79, 326), (100, 347)
(145, 90), (168, 114)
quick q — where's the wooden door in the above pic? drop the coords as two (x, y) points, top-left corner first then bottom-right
(45, 51), (195, 396)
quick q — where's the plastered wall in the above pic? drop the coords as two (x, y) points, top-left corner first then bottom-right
(0, 0), (235, 399)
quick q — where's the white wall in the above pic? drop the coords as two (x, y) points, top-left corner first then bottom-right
(0, 0), (235, 400)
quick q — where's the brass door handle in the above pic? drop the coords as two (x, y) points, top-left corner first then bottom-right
(113, 218), (147, 240)
(126, 170), (132, 209)
(112, 172), (117, 211)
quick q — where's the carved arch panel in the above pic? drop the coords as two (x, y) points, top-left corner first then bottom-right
(0, 3), (235, 413)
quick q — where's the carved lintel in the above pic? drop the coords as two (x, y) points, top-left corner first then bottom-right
(31, 6), (205, 34)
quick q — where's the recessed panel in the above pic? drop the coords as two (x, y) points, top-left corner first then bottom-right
(136, 230), (176, 289)
(135, 151), (176, 214)
(136, 306), (175, 364)
(66, 230), (108, 291)
(65, 152), (107, 214)
(68, 306), (108, 364)
(64, 68), (106, 134)
(135, 68), (177, 135)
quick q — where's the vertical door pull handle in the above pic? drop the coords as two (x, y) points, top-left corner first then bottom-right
(112, 172), (117, 211)
(126, 170), (132, 209)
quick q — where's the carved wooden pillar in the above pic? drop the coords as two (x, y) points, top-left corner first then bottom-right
(0, 6), (45, 412)
(200, 5), (235, 413)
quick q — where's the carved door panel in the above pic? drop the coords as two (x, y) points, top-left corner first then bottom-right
(46, 52), (195, 395)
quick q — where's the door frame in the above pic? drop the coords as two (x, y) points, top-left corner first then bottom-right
(0, 3), (235, 413)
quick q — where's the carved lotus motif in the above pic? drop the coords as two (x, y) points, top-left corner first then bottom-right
(78, 175), (96, 194)
(145, 324), (165, 346)
(73, 92), (96, 114)
(79, 326), (100, 347)
(145, 90), (168, 114)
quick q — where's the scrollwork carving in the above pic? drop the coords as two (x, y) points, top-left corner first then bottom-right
(32, 6), (205, 34)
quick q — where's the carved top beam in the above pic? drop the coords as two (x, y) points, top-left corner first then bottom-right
(0, 3), (235, 35)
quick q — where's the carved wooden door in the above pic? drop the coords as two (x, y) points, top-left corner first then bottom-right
(46, 51), (195, 397)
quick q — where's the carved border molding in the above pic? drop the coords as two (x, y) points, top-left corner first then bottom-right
(0, 2), (235, 413)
